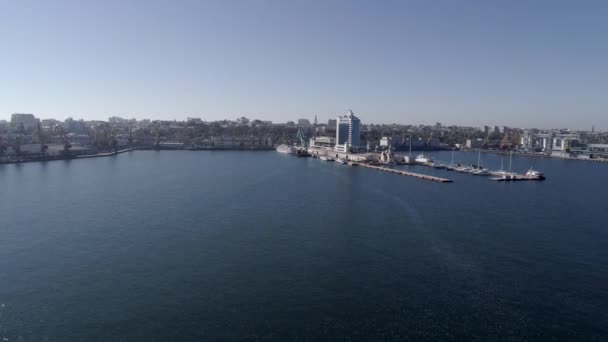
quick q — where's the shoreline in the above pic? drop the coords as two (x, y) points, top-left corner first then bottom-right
(0, 147), (139, 165)
(0, 147), (273, 165)
(473, 149), (608, 163)
(2, 146), (607, 166)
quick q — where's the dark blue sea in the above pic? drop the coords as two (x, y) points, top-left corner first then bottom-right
(1, 150), (607, 341)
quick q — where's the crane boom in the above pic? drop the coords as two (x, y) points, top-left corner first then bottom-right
(297, 127), (308, 149)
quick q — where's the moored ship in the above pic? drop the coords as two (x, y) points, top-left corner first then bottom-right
(415, 153), (432, 164)
(276, 144), (296, 154)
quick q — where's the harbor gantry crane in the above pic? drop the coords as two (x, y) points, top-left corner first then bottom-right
(297, 127), (308, 149)
(54, 125), (72, 154)
(295, 127), (310, 157)
(13, 134), (23, 159)
(35, 122), (48, 154)
(110, 127), (119, 153)
(0, 136), (7, 159)
(92, 123), (116, 151)
(128, 123), (134, 145)
(154, 124), (161, 149)
(12, 123), (25, 159)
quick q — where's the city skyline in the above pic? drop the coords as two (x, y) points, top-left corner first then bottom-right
(0, 111), (603, 132)
(1, 1), (607, 129)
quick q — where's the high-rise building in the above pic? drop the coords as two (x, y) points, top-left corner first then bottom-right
(335, 110), (361, 152)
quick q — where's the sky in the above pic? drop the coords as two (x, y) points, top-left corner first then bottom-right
(0, 0), (607, 129)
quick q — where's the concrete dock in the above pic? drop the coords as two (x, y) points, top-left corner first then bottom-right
(358, 163), (453, 183)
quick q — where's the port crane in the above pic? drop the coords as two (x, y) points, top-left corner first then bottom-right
(35, 122), (48, 154)
(128, 123), (134, 145)
(92, 123), (118, 151)
(12, 134), (23, 159)
(296, 127), (308, 149)
(295, 127), (311, 157)
(12, 123), (25, 159)
(154, 125), (161, 149)
(0, 136), (7, 159)
(54, 125), (72, 154)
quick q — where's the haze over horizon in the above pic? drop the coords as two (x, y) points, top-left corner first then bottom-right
(1, 0), (607, 130)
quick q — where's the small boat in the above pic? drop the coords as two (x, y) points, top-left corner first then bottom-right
(336, 158), (347, 164)
(491, 152), (513, 177)
(470, 150), (489, 175)
(471, 168), (490, 176)
(455, 165), (473, 173)
(525, 168), (545, 180)
(415, 153), (432, 164)
(491, 170), (509, 177)
(491, 169), (545, 181)
(491, 173), (519, 181)
(447, 148), (456, 170)
(319, 155), (334, 162)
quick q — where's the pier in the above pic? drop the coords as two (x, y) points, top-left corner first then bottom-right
(358, 163), (453, 183)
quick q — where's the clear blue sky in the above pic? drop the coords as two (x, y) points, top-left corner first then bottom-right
(1, 0), (607, 129)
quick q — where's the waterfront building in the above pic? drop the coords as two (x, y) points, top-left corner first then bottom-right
(187, 117), (203, 124)
(108, 116), (129, 128)
(551, 133), (581, 157)
(380, 136), (391, 147)
(586, 144), (608, 158)
(520, 130), (533, 150)
(533, 133), (552, 152)
(236, 117), (249, 125)
(11, 113), (39, 131)
(207, 136), (273, 149)
(483, 126), (490, 135)
(335, 110), (361, 153)
(552, 133), (580, 151)
(466, 138), (483, 149)
(297, 118), (311, 127)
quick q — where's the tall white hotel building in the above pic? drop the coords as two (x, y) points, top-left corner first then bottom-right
(334, 110), (361, 153)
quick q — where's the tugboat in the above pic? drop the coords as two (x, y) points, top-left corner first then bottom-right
(296, 148), (310, 157)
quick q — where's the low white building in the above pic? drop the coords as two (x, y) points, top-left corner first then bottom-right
(380, 137), (391, 147)
(309, 136), (335, 148)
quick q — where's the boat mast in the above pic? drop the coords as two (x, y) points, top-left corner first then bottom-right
(409, 135), (412, 158)
(477, 149), (481, 169)
(451, 148), (454, 165)
(509, 150), (513, 172)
